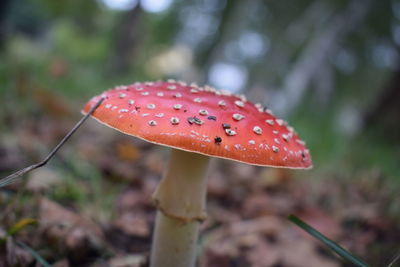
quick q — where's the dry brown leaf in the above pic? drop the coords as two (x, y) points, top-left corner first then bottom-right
(112, 212), (150, 237)
(116, 189), (152, 213)
(0, 238), (34, 267)
(115, 142), (141, 162)
(202, 216), (340, 267)
(143, 148), (165, 174)
(108, 254), (147, 267)
(53, 258), (70, 267)
(295, 208), (342, 240)
(39, 198), (106, 261)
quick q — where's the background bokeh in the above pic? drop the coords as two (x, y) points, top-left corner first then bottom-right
(0, 0), (399, 266)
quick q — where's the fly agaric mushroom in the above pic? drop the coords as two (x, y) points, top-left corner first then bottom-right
(82, 80), (312, 267)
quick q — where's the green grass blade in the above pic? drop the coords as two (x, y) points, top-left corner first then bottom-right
(7, 218), (37, 236)
(288, 214), (369, 267)
(16, 241), (52, 267)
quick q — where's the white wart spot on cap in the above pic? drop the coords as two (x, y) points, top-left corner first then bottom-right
(155, 113), (164, 118)
(167, 85), (177, 90)
(221, 90), (231, 96)
(141, 92), (149, 96)
(128, 99), (135, 105)
(119, 109), (129, 113)
(253, 126), (262, 135)
(218, 100), (226, 107)
(194, 118), (204, 125)
(147, 103), (156, 110)
(296, 139), (306, 146)
(170, 117), (180, 125)
(232, 113), (245, 121)
(282, 134), (289, 142)
(190, 130), (199, 136)
(105, 104), (112, 109)
(193, 98), (202, 103)
(248, 140), (256, 145)
(157, 92), (164, 97)
(276, 119), (284, 126)
(136, 87), (143, 91)
(174, 93), (182, 98)
(272, 145), (279, 152)
(265, 119), (274, 125)
(254, 103), (263, 112)
(274, 138), (280, 144)
(199, 109), (209, 116)
(234, 144), (242, 150)
(173, 104), (183, 110)
(237, 94), (247, 102)
(225, 129), (237, 136)
(119, 93), (127, 99)
(206, 87), (213, 93)
(190, 89), (199, 94)
(148, 120), (157, 126)
(116, 85), (128, 90)
(265, 109), (273, 115)
(234, 100), (245, 108)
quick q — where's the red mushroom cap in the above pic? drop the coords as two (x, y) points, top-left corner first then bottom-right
(82, 80), (312, 169)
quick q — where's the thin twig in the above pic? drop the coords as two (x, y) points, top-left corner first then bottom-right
(0, 97), (104, 188)
(388, 249), (400, 267)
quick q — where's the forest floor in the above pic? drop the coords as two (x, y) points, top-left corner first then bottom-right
(0, 92), (399, 267)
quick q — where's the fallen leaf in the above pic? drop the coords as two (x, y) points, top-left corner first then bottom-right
(115, 142), (140, 162)
(108, 254), (147, 267)
(112, 212), (150, 237)
(39, 198), (106, 263)
(202, 216), (340, 267)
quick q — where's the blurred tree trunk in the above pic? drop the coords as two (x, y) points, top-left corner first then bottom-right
(0, 0), (11, 49)
(196, 0), (239, 79)
(272, 0), (372, 116)
(363, 65), (400, 140)
(110, 5), (143, 74)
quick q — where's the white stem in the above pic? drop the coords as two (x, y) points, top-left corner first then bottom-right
(151, 211), (200, 267)
(150, 149), (210, 267)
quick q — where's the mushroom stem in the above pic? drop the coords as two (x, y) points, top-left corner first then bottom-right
(151, 149), (210, 267)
